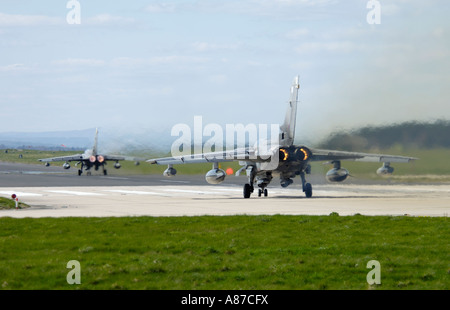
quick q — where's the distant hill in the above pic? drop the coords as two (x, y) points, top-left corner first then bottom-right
(0, 129), (95, 150)
(317, 120), (450, 151)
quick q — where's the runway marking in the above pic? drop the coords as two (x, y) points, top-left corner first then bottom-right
(103, 190), (172, 197)
(162, 189), (222, 195)
(44, 190), (105, 196)
(160, 180), (191, 184)
(0, 191), (43, 197)
(215, 188), (242, 192)
(100, 176), (130, 180)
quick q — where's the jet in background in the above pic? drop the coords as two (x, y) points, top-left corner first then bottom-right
(147, 76), (417, 198)
(39, 129), (141, 176)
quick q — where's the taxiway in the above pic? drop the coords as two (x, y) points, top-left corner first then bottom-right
(0, 162), (449, 218)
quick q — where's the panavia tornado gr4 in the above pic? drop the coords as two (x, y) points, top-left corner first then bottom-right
(147, 76), (417, 198)
(39, 129), (142, 176)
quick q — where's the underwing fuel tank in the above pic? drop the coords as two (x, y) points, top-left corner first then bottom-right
(325, 160), (349, 182)
(205, 168), (226, 185)
(377, 162), (394, 176)
(163, 166), (177, 177)
(326, 168), (350, 182)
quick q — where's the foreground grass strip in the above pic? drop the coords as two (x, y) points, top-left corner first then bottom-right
(0, 197), (30, 210)
(0, 215), (448, 290)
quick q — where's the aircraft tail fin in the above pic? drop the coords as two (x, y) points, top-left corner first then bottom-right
(279, 76), (300, 146)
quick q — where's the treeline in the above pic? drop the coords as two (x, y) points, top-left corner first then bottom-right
(318, 120), (450, 151)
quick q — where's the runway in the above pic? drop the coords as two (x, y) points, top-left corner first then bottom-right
(1, 162), (449, 218)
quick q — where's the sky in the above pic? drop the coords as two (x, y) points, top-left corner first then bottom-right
(0, 0), (449, 150)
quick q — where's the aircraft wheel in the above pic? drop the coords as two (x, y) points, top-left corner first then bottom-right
(103, 169), (108, 176)
(304, 183), (312, 198)
(78, 169), (82, 176)
(264, 189), (268, 197)
(243, 184), (252, 199)
(258, 189), (262, 197)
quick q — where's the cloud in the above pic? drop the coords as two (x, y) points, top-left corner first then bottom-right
(110, 56), (208, 67)
(296, 41), (362, 54)
(52, 58), (106, 67)
(0, 63), (28, 72)
(285, 28), (310, 39)
(381, 3), (401, 16)
(145, 3), (177, 13)
(192, 42), (240, 52)
(0, 12), (62, 27)
(143, 0), (338, 20)
(85, 14), (135, 25)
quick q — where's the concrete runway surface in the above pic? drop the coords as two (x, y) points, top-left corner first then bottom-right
(0, 162), (449, 218)
(1, 184), (449, 218)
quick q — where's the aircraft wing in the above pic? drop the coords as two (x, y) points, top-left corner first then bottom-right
(148, 147), (417, 165)
(103, 155), (126, 161)
(147, 147), (271, 165)
(38, 154), (85, 162)
(39, 154), (134, 162)
(309, 148), (417, 163)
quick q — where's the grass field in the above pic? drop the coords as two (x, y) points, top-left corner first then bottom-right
(0, 215), (448, 290)
(0, 197), (30, 210)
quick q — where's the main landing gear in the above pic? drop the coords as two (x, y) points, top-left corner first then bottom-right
(243, 184), (268, 198)
(243, 170), (313, 198)
(77, 164), (107, 176)
(243, 166), (271, 199)
(243, 183), (253, 199)
(300, 171), (313, 198)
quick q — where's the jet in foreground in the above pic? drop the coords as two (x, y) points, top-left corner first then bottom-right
(147, 76), (417, 198)
(39, 129), (140, 176)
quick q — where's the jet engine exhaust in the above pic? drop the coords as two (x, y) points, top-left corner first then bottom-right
(279, 146), (311, 162)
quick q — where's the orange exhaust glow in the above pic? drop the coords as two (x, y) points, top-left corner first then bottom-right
(280, 148), (288, 161)
(299, 148), (309, 160)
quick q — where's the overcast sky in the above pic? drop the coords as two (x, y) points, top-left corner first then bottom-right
(0, 0), (449, 147)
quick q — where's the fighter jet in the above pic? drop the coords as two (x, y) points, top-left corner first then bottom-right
(147, 76), (417, 198)
(39, 129), (140, 176)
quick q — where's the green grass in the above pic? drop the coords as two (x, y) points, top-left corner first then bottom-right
(0, 197), (30, 210)
(0, 215), (448, 290)
(0, 149), (79, 166)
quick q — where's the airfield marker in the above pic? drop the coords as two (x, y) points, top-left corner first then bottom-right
(11, 194), (18, 210)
